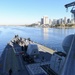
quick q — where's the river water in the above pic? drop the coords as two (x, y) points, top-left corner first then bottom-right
(0, 26), (75, 56)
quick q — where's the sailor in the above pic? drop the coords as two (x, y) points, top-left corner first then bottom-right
(24, 44), (28, 52)
(9, 69), (12, 75)
(21, 46), (23, 51)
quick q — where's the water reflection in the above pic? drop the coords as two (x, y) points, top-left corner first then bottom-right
(0, 26), (75, 56)
(42, 28), (49, 40)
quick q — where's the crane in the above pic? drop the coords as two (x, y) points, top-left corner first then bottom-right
(65, 1), (75, 23)
(65, 1), (75, 8)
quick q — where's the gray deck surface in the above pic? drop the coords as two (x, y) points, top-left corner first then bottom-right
(0, 44), (29, 75)
(0, 37), (55, 75)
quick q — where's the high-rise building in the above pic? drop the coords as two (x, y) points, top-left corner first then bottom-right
(67, 18), (71, 24)
(41, 18), (43, 25)
(64, 17), (67, 24)
(71, 14), (75, 24)
(44, 16), (49, 24)
(58, 18), (63, 24)
(49, 19), (52, 25)
(57, 20), (60, 24)
(52, 19), (57, 25)
(61, 18), (63, 24)
(71, 19), (75, 24)
(41, 16), (49, 25)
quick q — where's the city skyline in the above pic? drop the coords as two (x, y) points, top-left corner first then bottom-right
(40, 16), (73, 26)
(0, 0), (74, 25)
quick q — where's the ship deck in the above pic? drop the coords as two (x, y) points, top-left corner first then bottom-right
(0, 36), (55, 75)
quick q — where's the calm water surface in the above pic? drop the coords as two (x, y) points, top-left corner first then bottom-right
(0, 26), (75, 56)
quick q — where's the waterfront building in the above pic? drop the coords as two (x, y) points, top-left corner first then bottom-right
(71, 14), (75, 24)
(57, 20), (60, 24)
(40, 16), (72, 26)
(64, 17), (67, 24)
(67, 18), (71, 24)
(42, 16), (49, 25)
(61, 18), (64, 24)
(49, 19), (52, 25)
(71, 19), (75, 24)
(37, 21), (41, 25)
(52, 19), (57, 25)
(41, 18), (43, 25)
(41, 16), (49, 25)
(57, 18), (63, 25)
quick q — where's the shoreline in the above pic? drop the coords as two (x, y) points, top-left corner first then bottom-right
(0, 25), (75, 29)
